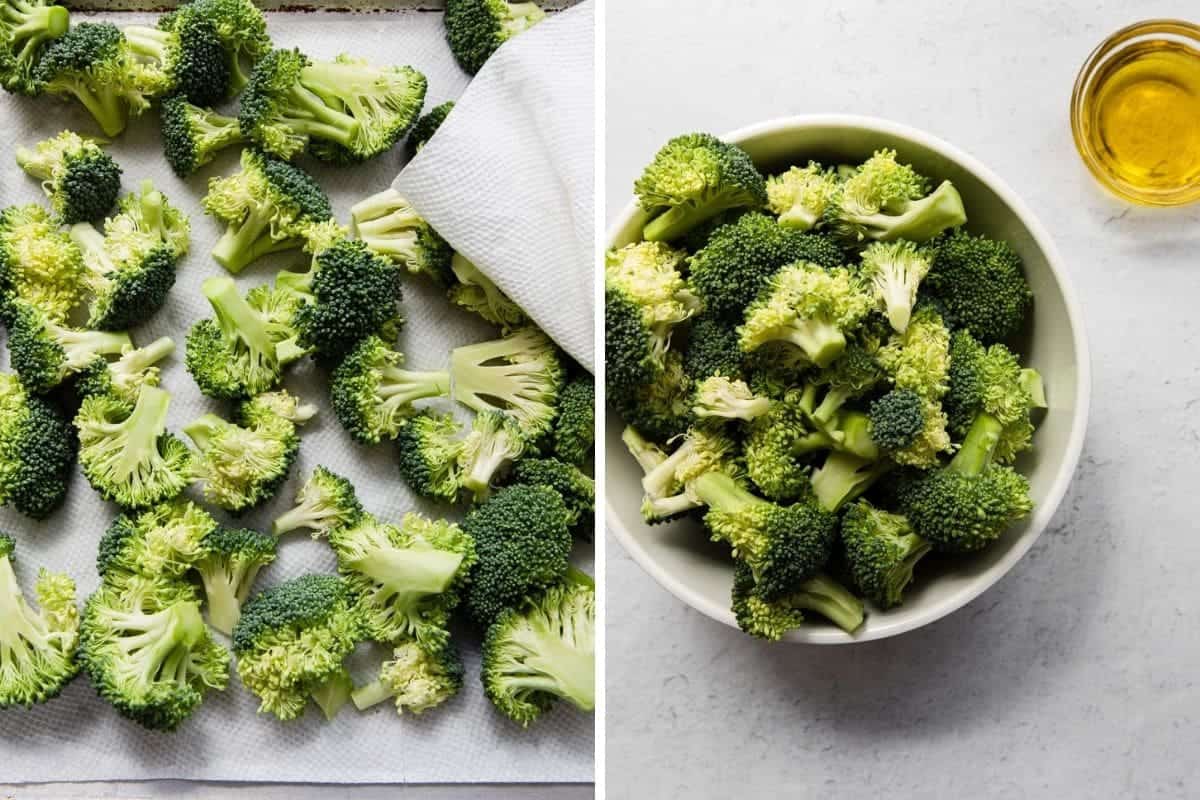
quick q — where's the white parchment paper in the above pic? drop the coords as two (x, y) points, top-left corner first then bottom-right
(0, 9), (593, 785)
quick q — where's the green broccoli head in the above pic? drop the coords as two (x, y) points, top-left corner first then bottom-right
(482, 574), (594, 726)
(876, 305), (951, 400)
(464, 483), (573, 627)
(926, 230), (1032, 344)
(232, 574), (362, 721)
(824, 149), (966, 246)
(164, 0), (270, 93)
(351, 637), (463, 715)
(0, 534), (81, 707)
(15, 131), (121, 224)
(160, 95), (245, 177)
(273, 465), (364, 538)
(183, 408), (302, 514)
(615, 350), (695, 442)
(634, 133), (767, 242)
(331, 335), (450, 445)
(444, 0), (545, 75)
(681, 315), (742, 386)
(194, 526), (277, 636)
(75, 386), (192, 509)
(450, 326), (565, 440)
(7, 300), (132, 393)
(867, 388), (924, 451)
(857, 239), (933, 334)
(447, 252), (526, 329)
(743, 394), (827, 503)
(944, 330), (1038, 463)
(731, 562), (864, 640)
(75, 336), (174, 406)
(396, 410), (465, 504)
(330, 512), (477, 645)
(0, 0), (69, 95)
(349, 189), (454, 287)
(203, 148), (333, 274)
(406, 99), (453, 157)
(457, 410), (527, 502)
(0, 203), (86, 323)
(511, 457), (595, 534)
(766, 162), (841, 232)
(96, 501), (217, 580)
(551, 374), (594, 468)
(0, 374), (75, 519)
(121, 15), (230, 107)
(840, 501), (931, 609)
(80, 577), (229, 731)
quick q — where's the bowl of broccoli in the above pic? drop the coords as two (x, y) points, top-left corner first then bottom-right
(605, 114), (1090, 644)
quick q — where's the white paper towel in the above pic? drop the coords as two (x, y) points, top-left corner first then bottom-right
(0, 9), (592, 785)
(394, 3), (595, 373)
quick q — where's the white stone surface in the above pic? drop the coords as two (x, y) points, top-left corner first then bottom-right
(605, 1), (1200, 797)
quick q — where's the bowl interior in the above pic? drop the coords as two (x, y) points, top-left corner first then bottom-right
(606, 117), (1088, 643)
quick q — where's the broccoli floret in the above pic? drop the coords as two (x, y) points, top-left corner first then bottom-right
(552, 374), (593, 467)
(693, 375), (771, 421)
(444, 0), (544, 75)
(239, 48), (427, 162)
(185, 276), (297, 400)
(7, 300), (131, 393)
(0, 203), (85, 322)
(203, 148), (333, 273)
(349, 189), (454, 287)
(194, 526), (276, 635)
(406, 99), (453, 157)
(925, 230), (1033, 344)
(184, 396), (308, 514)
(811, 450), (890, 512)
(34, 22), (158, 137)
(121, 14), (230, 106)
(0, 0), (68, 95)
(614, 348), (693, 442)
(15, 131), (121, 224)
(463, 483), (572, 627)
(0, 532), (80, 707)
(76, 385), (192, 509)
(450, 327), (565, 439)
(796, 342), (885, 428)
(160, 95), (245, 177)
(273, 466), (364, 538)
(396, 410), (465, 504)
(840, 501), (930, 610)
(96, 501), (217, 580)
(351, 637), (462, 715)
(739, 262), (872, 368)
(330, 512), (476, 645)
(447, 253), (526, 329)
(511, 457), (594, 534)
(824, 149), (966, 246)
(330, 335), (449, 445)
(233, 573), (362, 721)
(634, 133), (767, 242)
(731, 561), (864, 639)
(894, 408), (1033, 552)
(741, 398), (825, 503)
(857, 239), (932, 334)
(687, 212), (845, 322)
(681, 316), (742, 385)
(482, 574), (594, 726)
(164, 0), (269, 94)
(944, 330), (1040, 464)
(80, 577), (229, 731)
(456, 410), (527, 502)
(71, 180), (188, 330)
(0, 374), (74, 519)
(237, 389), (317, 429)
(867, 388), (923, 451)
(620, 425), (684, 522)
(876, 306), (951, 400)
(766, 162), (841, 231)
(636, 425), (736, 522)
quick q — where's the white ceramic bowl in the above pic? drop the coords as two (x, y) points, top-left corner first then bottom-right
(606, 115), (1091, 644)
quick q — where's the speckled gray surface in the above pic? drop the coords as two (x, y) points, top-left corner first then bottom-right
(605, 1), (1200, 797)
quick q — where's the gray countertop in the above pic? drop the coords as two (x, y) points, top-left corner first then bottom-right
(605, 0), (1200, 797)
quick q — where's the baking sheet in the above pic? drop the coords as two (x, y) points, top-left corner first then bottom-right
(0, 9), (593, 785)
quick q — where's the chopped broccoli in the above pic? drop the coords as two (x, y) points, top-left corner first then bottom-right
(482, 573), (594, 726)
(693, 375), (771, 422)
(463, 483), (572, 626)
(232, 574), (363, 721)
(511, 457), (594, 533)
(15, 131), (121, 224)
(823, 149), (966, 246)
(273, 466), (364, 538)
(450, 327), (565, 438)
(96, 501), (217, 580)
(766, 162), (840, 231)
(876, 305), (951, 400)
(944, 330), (1040, 464)
(194, 526), (277, 635)
(310, 668), (353, 720)
(0, 0), (68, 95)
(75, 385), (192, 509)
(738, 262), (872, 368)
(238, 389), (317, 429)
(634, 133), (767, 242)
(0, 532), (80, 707)
(0, 373), (75, 519)
(731, 561), (864, 639)
(121, 15), (230, 106)
(636, 426), (736, 522)
(406, 99), (453, 157)
(444, 0), (544, 75)
(239, 48), (427, 162)
(351, 637), (462, 715)
(613, 348), (693, 442)
(331, 335), (449, 445)
(867, 388), (924, 451)
(350, 189), (454, 287)
(447, 253), (526, 329)
(811, 449), (889, 512)
(743, 395), (827, 503)
(0, 203), (85, 322)
(457, 410), (527, 502)
(203, 149), (333, 273)
(160, 95), (245, 177)
(7, 300), (131, 393)
(681, 316), (742, 385)
(857, 239), (932, 334)
(925, 230), (1033, 344)
(330, 512), (476, 645)
(796, 342), (885, 427)
(840, 501), (930, 610)
(551, 374), (594, 467)
(396, 410), (465, 504)
(163, 0), (269, 94)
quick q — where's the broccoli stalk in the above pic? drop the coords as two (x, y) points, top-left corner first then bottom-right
(0, 0), (69, 95)
(450, 327), (565, 438)
(7, 300), (132, 392)
(811, 450), (889, 513)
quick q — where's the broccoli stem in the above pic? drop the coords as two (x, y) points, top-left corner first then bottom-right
(311, 669), (353, 720)
(121, 26), (172, 64)
(69, 222), (116, 276)
(508, 625), (595, 712)
(853, 181), (967, 243)
(5, 2), (68, 61)
(57, 326), (132, 370)
(350, 679), (391, 710)
(783, 317), (845, 369)
(621, 426), (667, 473)
(182, 413), (225, 452)
(500, 2), (545, 36)
(115, 385), (172, 478)
(812, 451), (888, 512)
(1020, 368), (1047, 409)
(949, 413), (1003, 477)
(639, 438), (705, 501)
(281, 82), (360, 146)
(377, 366), (451, 407)
(0, 552), (52, 654)
(792, 574), (864, 633)
(349, 190), (411, 227)
(68, 84), (128, 138)
(120, 336), (176, 376)
(882, 537), (931, 608)
(197, 560), (251, 636)
(203, 276), (276, 361)
(211, 205), (287, 273)
(272, 496), (333, 537)
(691, 470), (763, 515)
(461, 436), (517, 500)
(643, 203), (718, 243)
(350, 548), (464, 597)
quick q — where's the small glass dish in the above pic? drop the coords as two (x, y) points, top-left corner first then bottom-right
(1070, 19), (1200, 206)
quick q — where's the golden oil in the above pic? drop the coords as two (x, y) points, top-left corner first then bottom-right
(1072, 20), (1200, 205)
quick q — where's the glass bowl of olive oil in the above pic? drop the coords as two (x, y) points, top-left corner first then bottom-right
(1071, 19), (1200, 206)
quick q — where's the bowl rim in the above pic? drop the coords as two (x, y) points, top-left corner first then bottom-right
(605, 113), (1093, 644)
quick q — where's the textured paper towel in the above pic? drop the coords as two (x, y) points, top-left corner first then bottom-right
(0, 10), (592, 785)
(394, 3), (595, 373)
